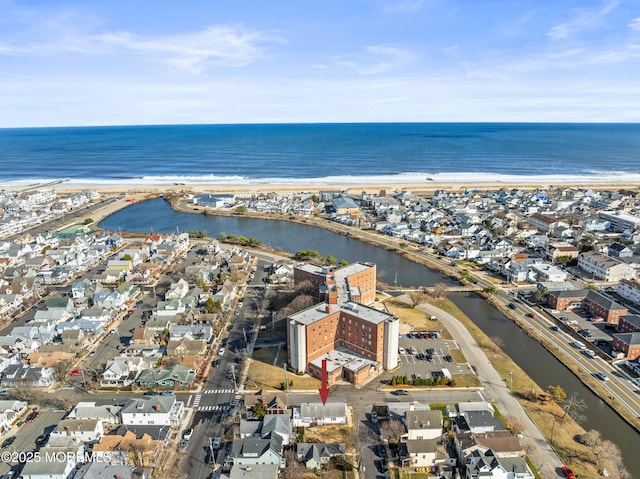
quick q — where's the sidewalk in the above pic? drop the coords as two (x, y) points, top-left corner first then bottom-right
(418, 301), (563, 478)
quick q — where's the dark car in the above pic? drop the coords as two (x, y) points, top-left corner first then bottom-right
(550, 325), (560, 331)
(416, 353), (425, 360)
(377, 444), (387, 458)
(508, 303), (517, 309)
(2, 436), (15, 448)
(444, 354), (453, 362)
(213, 360), (220, 368)
(143, 391), (158, 396)
(426, 354), (434, 362)
(26, 411), (39, 422)
(427, 348), (436, 355)
(35, 433), (49, 446)
(392, 389), (409, 396)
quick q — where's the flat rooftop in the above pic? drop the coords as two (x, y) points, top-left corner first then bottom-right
(290, 301), (394, 326)
(309, 346), (377, 373)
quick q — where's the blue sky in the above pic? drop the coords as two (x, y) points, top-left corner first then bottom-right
(0, 0), (639, 126)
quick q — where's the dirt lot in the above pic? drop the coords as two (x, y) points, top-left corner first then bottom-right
(245, 351), (320, 391)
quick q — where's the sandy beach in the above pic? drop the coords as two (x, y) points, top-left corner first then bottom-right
(12, 178), (640, 197)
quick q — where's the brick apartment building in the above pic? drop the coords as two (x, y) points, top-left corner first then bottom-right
(612, 333), (640, 360)
(547, 289), (628, 324)
(287, 262), (399, 385)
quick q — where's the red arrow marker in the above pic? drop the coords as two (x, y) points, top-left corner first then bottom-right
(319, 359), (330, 405)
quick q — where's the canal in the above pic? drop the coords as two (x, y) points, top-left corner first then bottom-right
(101, 198), (639, 476)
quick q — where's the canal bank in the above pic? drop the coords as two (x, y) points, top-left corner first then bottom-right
(100, 198), (640, 477)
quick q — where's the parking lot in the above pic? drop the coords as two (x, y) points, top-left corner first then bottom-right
(394, 333), (472, 379)
(546, 308), (615, 350)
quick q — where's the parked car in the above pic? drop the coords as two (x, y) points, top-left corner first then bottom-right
(377, 444), (387, 458)
(398, 347), (405, 354)
(212, 437), (222, 450)
(2, 436), (15, 448)
(595, 372), (609, 381)
(179, 440), (188, 452)
(213, 360), (220, 368)
(161, 391), (175, 396)
(183, 428), (193, 440)
(35, 433), (49, 446)
(561, 466), (576, 479)
(143, 391), (158, 396)
(427, 348), (436, 355)
(444, 354), (453, 362)
(508, 303), (517, 309)
(370, 410), (378, 423)
(218, 347), (226, 356)
(392, 390), (409, 396)
(26, 411), (39, 423)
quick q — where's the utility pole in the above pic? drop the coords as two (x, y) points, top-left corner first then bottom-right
(509, 369), (513, 391)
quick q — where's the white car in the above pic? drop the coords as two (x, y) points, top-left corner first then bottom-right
(398, 347), (406, 354)
(183, 428), (193, 440)
(218, 347), (226, 356)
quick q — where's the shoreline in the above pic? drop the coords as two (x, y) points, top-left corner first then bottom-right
(5, 178), (640, 198)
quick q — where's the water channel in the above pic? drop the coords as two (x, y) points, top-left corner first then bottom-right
(101, 198), (639, 476)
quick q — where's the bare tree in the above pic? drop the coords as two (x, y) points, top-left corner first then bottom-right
(382, 418), (406, 446)
(578, 429), (602, 464)
(431, 282), (449, 299)
(11, 385), (39, 403)
(283, 449), (305, 479)
(596, 439), (623, 468)
(505, 415), (524, 436)
(561, 392), (587, 423)
(52, 360), (74, 382)
(408, 289), (430, 308)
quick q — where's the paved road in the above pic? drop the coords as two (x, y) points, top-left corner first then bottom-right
(416, 299), (564, 478)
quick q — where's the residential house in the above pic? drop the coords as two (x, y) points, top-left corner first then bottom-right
(1, 364), (55, 387)
(455, 431), (526, 466)
(292, 402), (348, 427)
(0, 399), (27, 433)
(403, 410), (443, 441)
(20, 442), (84, 479)
(67, 401), (121, 425)
(120, 395), (183, 427)
(618, 279), (640, 306)
(454, 410), (504, 434)
(228, 436), (285, 469)
(577, 251), (636, 282)
(166, 338), (206, 358)
(92, 430), (162, 467)
(101, 357), (145, 387)
(136, 364), (197, 390)
(296, 443), (346, 470)
(50, 418), (105, 443)
(168, 324), (213, 342)
(72, 463), (138, 479)
(465, 450), (534, 479)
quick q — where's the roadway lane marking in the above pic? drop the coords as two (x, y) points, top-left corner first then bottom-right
(186, 395), (193, 407)
(192, 394), (202, 407)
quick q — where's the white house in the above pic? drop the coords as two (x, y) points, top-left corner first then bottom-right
(618, 279), (640, 306)
(50, 418), (105, 443)
(403, 410), (443, 441)
(120, 395), (183, 427)
(0, 399), (27, 433)
(292, 402), (348, 427)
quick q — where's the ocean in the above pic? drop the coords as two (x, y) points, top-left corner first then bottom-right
(1, 123), (640, 186)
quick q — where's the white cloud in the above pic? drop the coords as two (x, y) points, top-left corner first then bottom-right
(0, 24), (282, 73)
(628, 17), (640, 31)
(337, 45), (417, 75)
(547, 0), (619, 40)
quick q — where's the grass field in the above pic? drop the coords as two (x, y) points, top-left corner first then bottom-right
(245, 356), (320, 391)
(384, 297), (453, 340)
(447, 347), (466, 363)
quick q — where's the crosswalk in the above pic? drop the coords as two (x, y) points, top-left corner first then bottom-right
(192, 394), (202, 408)
(198, 404), (233, 412)
(202, 388), (235, 395)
